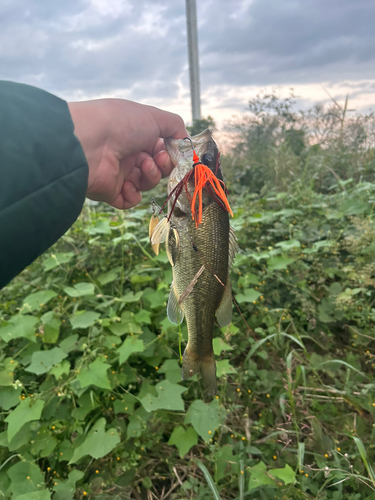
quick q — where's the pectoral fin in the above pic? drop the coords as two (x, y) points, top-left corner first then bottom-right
(215, 278), (232, 327)
(166, 227), (180, 267)
(167, 282), (184, 324)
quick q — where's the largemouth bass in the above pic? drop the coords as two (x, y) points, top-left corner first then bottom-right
(149, 129), (238, 395)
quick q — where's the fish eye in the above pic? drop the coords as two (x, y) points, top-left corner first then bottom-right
(201, 153), (213, 166)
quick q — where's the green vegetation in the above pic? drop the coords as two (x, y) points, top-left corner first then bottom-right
(1, 95), (375, 499)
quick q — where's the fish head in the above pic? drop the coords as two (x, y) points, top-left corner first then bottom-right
(165, 129), (221, 197)
(165, 129), (219, 174)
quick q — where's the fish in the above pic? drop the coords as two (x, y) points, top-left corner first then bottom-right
(149, 129), (238, 395)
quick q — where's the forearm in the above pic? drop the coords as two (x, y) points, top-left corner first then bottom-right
(0, 81), (88, 289)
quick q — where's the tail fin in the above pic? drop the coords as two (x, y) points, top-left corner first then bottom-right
(182, 345), (217, 396)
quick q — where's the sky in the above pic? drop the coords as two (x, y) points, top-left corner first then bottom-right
(1, 0), (375, 128)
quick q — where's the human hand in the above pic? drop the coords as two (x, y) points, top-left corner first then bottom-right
(68, 99), (187, 209)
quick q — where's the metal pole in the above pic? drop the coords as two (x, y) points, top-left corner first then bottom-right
(185, 0), (201, 121)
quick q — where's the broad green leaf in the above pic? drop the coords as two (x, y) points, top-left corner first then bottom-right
(41, 311), (61, 343)
(168, 426), (198, 457)
(117, 336), (145, 365)
(185, 399), (227, 441)
(7, 461), (47, 499)
(71, 311), (100, 329)
(216, 359), (237, 377)
(267, 256), (295, 272)
(113, 393), (138, 414)
(77, 357), (111, 390)
(29, 427), (58, 457)
(213, 338), (233, 356)
(0, 315), (38, 343)
(97, 267), (121, 285)
(159, 359), (182, 384)
(15, 490), (51, 500)
(69, 418), (120, 463)
(144, 290), (167, 309)
(215, 445), (238, 481)
(43, 252), (74, 271)
(5, 398), (45, 442)
(110, 317), (142, 336)
(50, 360), (70, 380)
(0, 358), (18, 386)
(20, 290), (57, 313)
(26, 347), (67, 375)
(248, 461), (274, 491)
(0, 386), (22, 410)
(236, 289), (261, 304)
(71, 392), (99, 421)
(64, 282), (95, 297)
(120, 291), (144, 303)
(59, 334), (79, 353)
(53, 470), (84, 500)
(269, 464), (295, 485)
(275, 239), (301, 250)
(141, 379), (187, 412)
(86, 219), (112, 235)
(134, 309), (152, 324)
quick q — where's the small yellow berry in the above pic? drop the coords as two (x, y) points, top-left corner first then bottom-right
(236, 388), (240, 392)
(266, 394), (270, 398)
(51, 426), (55, 430)
(231, 434), (234, 438)
(155, 367), (159, 370)
(27, 476), (30, 480)
(117, 457), (120, 461)
(95, 470), (99, 474)
(324, 453), (329, 458)
(273, 455), (277, 460)
(305, 473), (308, 477)
(241, 437), (246, 441)
(208, 430), (212, 435)
(248, 389), (251, 394)
(337, 447), (341, 452)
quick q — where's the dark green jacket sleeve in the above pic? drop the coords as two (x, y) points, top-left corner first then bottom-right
(0, 81), (88, 289)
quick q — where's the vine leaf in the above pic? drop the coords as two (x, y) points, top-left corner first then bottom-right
(5, 398), (45, 442)
(69, 418), (120, 464)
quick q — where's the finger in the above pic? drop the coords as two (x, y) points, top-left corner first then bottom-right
(139, 156), (162, 191)
(119, 181), (142, 209)
(152, 138), (166, 155)
(148, 107), (188, 139)
(154, 150), (174, 178)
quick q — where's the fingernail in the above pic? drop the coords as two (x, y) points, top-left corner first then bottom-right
(149, 163), (158, 176)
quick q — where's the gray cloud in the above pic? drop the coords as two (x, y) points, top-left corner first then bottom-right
(0, 0), (374, 115)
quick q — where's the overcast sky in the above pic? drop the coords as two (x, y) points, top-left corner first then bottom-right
(1, 0), (374, 126)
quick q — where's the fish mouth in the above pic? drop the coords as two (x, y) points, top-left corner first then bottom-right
(165, 128), (218, 170)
